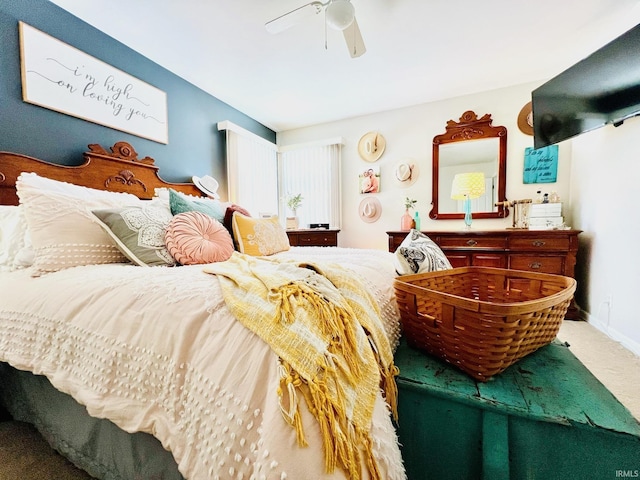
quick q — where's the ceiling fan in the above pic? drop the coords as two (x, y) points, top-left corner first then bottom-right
(265, 0), (366, 58)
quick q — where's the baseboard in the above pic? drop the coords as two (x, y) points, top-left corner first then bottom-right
(582, 311), (640, 357)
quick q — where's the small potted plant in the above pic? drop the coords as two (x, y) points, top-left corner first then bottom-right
(286, 193), (303, 229)
(404, 197), (417, 210)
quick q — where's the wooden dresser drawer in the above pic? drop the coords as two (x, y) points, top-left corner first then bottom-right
(446, 252), (508, 269)
(436, 235), (506, 249)
(509, 255), (565, 274)
(509, 235), (570, 251)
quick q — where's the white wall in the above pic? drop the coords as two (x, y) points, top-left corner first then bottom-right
(570, 115), (640, 354)
(278, 81), (639, 355)
(278, 81), (573, 249)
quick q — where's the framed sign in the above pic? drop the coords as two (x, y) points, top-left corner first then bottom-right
(19, 22), (168, 144)
(523, 145), (558, 184)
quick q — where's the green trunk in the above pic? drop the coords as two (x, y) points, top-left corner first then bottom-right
(394, 340), (640, 480)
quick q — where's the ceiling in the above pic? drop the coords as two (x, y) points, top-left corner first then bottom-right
(48, 0), (640, 132)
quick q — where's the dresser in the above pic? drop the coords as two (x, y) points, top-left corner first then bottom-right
(286, 229), (339, 247)
(387, 229), (581, 318)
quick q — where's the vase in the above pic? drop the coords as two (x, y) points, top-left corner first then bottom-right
(401, 209), (413, 230)
(286, 217), (299, 229)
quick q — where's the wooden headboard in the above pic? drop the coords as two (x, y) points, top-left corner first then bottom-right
(0, 141), (203, 205)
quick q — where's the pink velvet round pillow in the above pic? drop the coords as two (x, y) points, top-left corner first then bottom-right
(165, 211), (234, 265)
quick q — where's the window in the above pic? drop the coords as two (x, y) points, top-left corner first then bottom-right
(219, 121), (278, 217)
(219, 121), (342, 228)
(279, 141), (342, 229)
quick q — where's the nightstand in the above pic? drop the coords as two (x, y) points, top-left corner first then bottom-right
(286, 229), (339, 247)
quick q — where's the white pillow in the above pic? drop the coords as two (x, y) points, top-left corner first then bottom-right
(0, 205), (29, 272)
(394, 229), (452, 275)
(13, 233), (34, 269)
(16, 172), (143, 275)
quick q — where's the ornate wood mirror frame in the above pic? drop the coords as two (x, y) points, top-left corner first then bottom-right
(429, 110), (509, 220)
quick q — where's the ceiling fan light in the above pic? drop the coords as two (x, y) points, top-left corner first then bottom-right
(326, 0), (355, 31)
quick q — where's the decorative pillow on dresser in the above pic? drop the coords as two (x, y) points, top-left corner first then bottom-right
(92, 201), (176, 267)
(231, 213), (290, 256)
(394, 229), (452, 275)
(165, 211), (234, 265)
(16, 173), (142, 275)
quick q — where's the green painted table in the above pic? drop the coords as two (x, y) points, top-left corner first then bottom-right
(394, 339), (640, 480)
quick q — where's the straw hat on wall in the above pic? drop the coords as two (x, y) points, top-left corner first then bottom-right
(517, 102), (534, 136)
(358, 132), (386, 162)
(358, 197), (382, 223)
(395, 161), (419, 187)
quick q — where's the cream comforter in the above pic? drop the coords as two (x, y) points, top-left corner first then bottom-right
(0, 247), (405, 480)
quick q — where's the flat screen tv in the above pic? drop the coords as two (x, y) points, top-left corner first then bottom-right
(532, 22), (640, 149)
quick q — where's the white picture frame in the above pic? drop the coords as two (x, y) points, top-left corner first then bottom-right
(19, 22), (169, 144)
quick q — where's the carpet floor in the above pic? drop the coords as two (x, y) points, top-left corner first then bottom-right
(0, 421), (94, 480)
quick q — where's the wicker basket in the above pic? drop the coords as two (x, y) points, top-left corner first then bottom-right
(394, 266), (576, 381)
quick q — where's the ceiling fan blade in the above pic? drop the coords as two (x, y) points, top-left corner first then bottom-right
(343, 17), (366, 58)
(265, 2), (324, 34)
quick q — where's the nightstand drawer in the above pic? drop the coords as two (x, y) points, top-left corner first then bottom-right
(286, 229), (339, 247)
(298, 232), (336, 246)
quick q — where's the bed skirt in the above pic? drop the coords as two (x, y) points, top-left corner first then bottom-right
(0, 363), (184, 480)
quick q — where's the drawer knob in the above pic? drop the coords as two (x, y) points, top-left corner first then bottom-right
(532, 240), (546, 247)
(466, 240), (478, 246)
(529, 262), (542, 269)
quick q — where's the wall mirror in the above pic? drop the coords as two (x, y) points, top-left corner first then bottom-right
(429, 110), (509, 220)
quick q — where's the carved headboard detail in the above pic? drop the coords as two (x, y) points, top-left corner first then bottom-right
(0, 141), (203, 205)
(87, 141), (156, 165)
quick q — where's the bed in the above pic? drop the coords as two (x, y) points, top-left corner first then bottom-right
(0, 142), (406, 480)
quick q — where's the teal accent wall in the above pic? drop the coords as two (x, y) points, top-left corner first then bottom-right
(0, 0), (275, 196)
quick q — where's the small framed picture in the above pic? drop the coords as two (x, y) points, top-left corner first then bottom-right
(359, 166), (380, 194)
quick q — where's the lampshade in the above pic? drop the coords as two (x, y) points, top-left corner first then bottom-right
(326, 0), (355, 30)
(451, 172), (486, 200)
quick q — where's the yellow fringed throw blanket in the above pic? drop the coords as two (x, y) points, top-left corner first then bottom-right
(204, 252), (398, 480)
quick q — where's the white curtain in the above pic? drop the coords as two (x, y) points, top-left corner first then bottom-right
(279, 142), (342, 229)
(219, 121), (342, 229)
(220, 121), (278, 217)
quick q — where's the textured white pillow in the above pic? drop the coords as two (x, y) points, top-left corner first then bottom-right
(16, 172), (143, 275)
(0, 205), (29, 272)
(394, 229), (452, 275)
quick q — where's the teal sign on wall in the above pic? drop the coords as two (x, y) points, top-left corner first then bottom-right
(523, 145), (558, 184)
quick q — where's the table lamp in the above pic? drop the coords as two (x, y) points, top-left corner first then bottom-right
(451, 172), (486, 228)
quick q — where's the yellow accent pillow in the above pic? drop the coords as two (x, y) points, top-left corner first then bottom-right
(231, 213), (290, 256)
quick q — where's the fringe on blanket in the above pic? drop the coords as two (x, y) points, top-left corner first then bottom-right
(273, 280), (396, 480)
